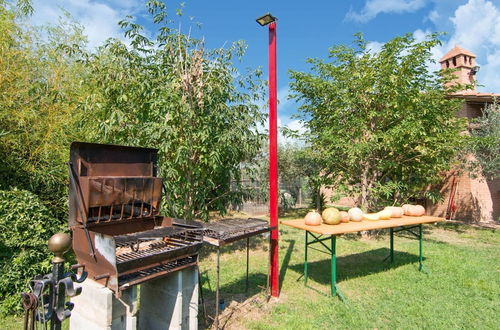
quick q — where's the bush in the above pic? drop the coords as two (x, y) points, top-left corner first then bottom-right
(0, 189), (64, 315)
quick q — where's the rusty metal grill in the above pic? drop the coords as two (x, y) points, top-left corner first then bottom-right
(68, 142), (203, 296)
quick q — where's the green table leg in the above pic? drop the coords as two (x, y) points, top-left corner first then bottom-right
(304, 231), (308, 285)
(331, 235), (336, 296)
(419, 224), (423, 271)
(390, 227), (394, 263)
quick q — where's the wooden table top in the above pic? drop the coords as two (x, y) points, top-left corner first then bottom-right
(281, 216), (444, 236)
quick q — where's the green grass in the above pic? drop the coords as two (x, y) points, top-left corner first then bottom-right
(2, 210), (498, 329)
(198, 211), (500, 329)
(0, 315), (23, 329)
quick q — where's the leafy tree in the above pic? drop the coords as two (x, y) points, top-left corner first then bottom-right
(289, 33), (468, 211)
(77, 1), (266, 220)
(0, 3), (91, 313)
(469, 98), (500, 180)
(0, 4), (90, 219)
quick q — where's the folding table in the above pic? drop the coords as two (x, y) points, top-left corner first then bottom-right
(281, 215), (443, 300)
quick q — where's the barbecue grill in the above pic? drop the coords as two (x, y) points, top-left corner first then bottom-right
(68, 142), (203, 296)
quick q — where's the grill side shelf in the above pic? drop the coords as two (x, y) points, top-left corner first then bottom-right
(200, 218), (272, 246)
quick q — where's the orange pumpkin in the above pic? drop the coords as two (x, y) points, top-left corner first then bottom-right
(384, 206), (404, 218)
(402, 204), (412, 215)
(339, 211), (350, 223)
(413, 205), (425, 216)
(404, 204), (426, 216)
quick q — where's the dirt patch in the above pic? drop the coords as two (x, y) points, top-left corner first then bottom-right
(202, 291), (286, 329)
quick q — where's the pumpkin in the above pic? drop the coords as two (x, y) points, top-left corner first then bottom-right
(402, 204), (412, 215)
(348, 207), (364, 222)
(378, 209), (392, 220)
(410, 205), (425, 216)
(384, 206), (404, 218)
(304, 210), (322, 226)
(339, 211), (350, 223)
(363, 213), (380, 221)
(322, 208), (341, 225)
(406, 205), (418, 216)
(414, 205), (425, 216)
(404, 204), (426, 216)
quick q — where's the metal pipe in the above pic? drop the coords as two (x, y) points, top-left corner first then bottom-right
(268, 20), (280, 298)
(215, 247), (220, 329)
(246, 237), (250, 293)
(304, 231), (308, 285)
(331, 235), (336, 297)
(419, 224), (423, 271)
(390, 228), (394, 263)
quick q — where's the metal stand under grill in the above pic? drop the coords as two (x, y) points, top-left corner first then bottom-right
(196, 218), (275, 329)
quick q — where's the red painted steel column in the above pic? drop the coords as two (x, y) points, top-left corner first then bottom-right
(268, 21), (279, 297)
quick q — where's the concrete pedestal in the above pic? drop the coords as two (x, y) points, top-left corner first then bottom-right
(70, 279), (137, 330)
(139, 266), (199, 330)
(69, 266), (198, 330)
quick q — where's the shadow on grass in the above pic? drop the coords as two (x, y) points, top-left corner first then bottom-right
(289, 248), (425, 285)
(436, 221), (471, 233)
(279, 239), (295, 291)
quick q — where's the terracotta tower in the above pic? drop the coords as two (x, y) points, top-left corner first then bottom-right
(439, 45), (478, 92)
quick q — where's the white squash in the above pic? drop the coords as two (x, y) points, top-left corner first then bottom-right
(304, 210), (322, 226)
(348, 207), (364, 222)
(363, 213), (380, 221)
(378, 209), (392, 220)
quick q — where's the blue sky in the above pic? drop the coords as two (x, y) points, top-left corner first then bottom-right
(31, 0), (500, 138)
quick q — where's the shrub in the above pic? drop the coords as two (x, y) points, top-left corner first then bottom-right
(0, 189), (64, 315)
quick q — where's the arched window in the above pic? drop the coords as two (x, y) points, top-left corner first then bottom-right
(452, 57), (457, 66)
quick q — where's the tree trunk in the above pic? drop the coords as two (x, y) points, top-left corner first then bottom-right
(360, 163), (369, 211)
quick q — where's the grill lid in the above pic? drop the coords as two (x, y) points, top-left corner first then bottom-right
(68, 142), (161, 228)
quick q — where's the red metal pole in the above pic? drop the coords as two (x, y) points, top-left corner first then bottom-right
(268, 21), (279, 297)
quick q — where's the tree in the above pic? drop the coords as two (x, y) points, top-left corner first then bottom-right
(0, 3), (89, 313)
(0, 4), (90, 219)
(78, 1), (266, 220)
(469, 98), (500, 180)
(289, 33), (468, 211)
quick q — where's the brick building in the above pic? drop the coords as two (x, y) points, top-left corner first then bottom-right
(427, 45), (499, 223)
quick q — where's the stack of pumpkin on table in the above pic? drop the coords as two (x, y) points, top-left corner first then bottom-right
(304, 204), (426, 226)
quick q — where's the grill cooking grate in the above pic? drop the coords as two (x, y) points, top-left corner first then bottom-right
(201, 218), (271, 245)
(118, 256), (197, 289)
(115, 233), (200, 263)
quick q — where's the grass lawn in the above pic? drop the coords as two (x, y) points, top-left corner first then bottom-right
(198, 209), (500, 329)
(2, 210), (498, 329)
